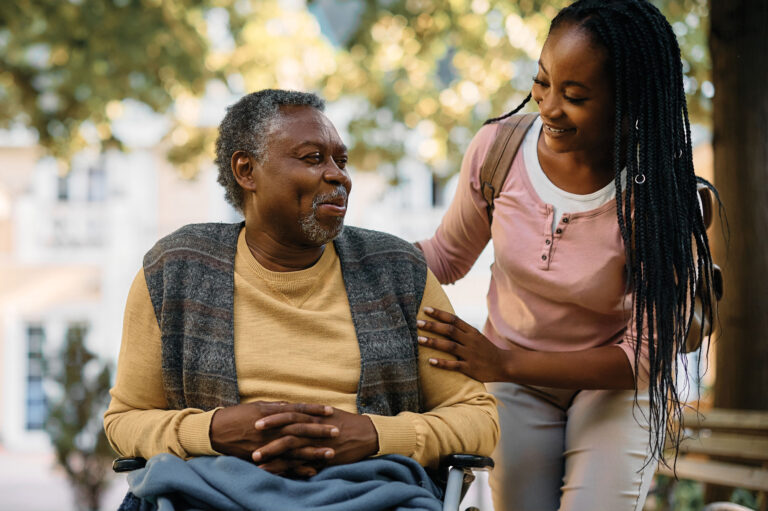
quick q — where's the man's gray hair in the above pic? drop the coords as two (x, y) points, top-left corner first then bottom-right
(214, 89), (326, 211)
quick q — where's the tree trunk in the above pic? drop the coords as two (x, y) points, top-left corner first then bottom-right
(709, 0), (768, 414)
(707, 0), (768, 503)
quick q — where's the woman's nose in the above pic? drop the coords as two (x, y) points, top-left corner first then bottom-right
(537, 90), (563, 119)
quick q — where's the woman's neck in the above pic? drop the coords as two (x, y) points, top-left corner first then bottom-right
(536, 132), (616, 194)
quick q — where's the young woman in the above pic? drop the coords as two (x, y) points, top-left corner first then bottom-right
(416, 1), (716, 509)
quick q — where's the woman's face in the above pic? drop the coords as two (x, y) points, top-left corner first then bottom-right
(531, 23), (615, 155)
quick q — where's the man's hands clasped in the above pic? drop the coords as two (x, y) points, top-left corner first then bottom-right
(209, 401), (378, 478)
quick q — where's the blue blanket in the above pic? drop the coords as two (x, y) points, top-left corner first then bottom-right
(119, 453), (443, 511)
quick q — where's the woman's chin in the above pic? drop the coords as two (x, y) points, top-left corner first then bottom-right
(543, 135), (574, 153)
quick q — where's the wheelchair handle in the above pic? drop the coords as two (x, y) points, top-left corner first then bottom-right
(113, 457), (147, 473)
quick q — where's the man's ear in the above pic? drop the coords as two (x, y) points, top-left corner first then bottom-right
(231, 150), (258, 192)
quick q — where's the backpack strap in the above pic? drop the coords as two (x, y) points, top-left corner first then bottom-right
(479, 113), (539, 224)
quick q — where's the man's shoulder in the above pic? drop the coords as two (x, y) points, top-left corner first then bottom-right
(335, 226), (425, 263)
(144, 222), (242, 269)
(155, 222), (243, 247)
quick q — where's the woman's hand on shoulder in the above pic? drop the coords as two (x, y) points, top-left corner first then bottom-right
(417, 308), (526, 382)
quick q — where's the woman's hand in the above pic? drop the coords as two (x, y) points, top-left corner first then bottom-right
(417, 307), (525, 382)
(419, 308), (637, 389)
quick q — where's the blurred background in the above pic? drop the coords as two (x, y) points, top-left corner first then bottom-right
(0, 0), (765, 510)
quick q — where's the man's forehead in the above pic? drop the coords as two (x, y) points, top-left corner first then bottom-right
(276, 104), (326, 124)
(273, 105), (344, 145)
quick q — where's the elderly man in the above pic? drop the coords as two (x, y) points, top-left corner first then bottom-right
(104, 90), (498, 510)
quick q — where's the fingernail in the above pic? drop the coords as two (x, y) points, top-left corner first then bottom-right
(324, 449), (335, 459)
(324, 406), (333, 414)
(423, 307), (434, 313)
(418, 336), (427, 344)
(330, 427), (340, 436)
(254, 420), (265, 429)
(429, 358), (437, 365)
(252, 451), (262, 462)
(417, 320), (425, 327)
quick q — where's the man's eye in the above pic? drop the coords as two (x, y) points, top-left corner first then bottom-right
(303, 153), (322, 162)
(334, 157), (348, 168)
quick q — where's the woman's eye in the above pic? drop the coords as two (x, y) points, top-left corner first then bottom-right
(564, 96), (587, 105)
(532, 76), (548, 87)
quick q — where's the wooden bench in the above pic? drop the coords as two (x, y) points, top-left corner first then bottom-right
(657, 408), (768, 509)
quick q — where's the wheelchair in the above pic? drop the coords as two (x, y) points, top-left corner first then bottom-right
(114, 453), (494, 511)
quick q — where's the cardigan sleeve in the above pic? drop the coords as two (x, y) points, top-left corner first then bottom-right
(366, 270), (500, 469)
(103, 270), (218, 459)
(419, 124), (500, 284)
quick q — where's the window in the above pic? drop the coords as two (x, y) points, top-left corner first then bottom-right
(87, 166), (107, 202)
(56, 175), (69, 201)
(26, 325), (47, 430)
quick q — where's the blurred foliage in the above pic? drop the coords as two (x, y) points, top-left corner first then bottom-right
(44, 324), (115, 511)
(0, 0), (246, 165)
(649, 476), (705, 511)
(314, 0), (565, 178)
(315, 0), (711, 181)
(0, 0), (711, 180)
(648, 475), (760, 510)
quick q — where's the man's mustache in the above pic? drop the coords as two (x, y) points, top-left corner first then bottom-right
(313, 187), (348, 209)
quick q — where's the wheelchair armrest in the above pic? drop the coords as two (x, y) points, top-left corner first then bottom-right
(437, 454), (494, 484)
(440, 455), (494, 511)
(113, 457), (147, 473)
(443, 454), (494, 471)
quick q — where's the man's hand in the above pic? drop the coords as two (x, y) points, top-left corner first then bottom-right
(210, 400), (339, 474)
(254, 407), (379, 471)
(317, 408), (379, 466)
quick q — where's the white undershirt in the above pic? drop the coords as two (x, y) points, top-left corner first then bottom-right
(522, 116), (624, 232)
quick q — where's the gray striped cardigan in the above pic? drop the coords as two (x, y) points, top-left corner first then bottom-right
(143, 222), (427, 416)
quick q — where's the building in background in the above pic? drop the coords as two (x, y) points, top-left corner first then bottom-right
(0, 123), (232, 453)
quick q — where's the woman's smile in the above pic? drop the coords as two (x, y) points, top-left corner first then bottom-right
(542, 123), (576, 137)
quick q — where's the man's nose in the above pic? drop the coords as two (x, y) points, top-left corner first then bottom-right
(323, 161), (351, 190)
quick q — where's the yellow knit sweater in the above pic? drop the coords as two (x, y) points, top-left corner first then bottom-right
(104, 230), (498, 469)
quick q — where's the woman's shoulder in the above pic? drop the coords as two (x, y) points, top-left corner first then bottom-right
(460, 123), (504, 182)
(468, 123), (503, 156)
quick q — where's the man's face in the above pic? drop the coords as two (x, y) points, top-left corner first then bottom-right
(249, 105), (351, 247)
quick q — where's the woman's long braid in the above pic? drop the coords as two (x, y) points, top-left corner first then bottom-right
(483, 93), (532, 125)
(484, 0), (717, 466)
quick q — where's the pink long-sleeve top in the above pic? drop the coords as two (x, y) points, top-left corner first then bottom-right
(419, 122), (649, 385)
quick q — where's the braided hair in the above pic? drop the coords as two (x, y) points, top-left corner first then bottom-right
(486, 0), (716, 465)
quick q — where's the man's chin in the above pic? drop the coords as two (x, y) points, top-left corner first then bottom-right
(300, 218), (345, 246)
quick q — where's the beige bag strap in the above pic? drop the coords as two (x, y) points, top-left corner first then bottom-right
(479, 113), (539, 224)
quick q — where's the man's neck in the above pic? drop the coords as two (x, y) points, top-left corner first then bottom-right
(243, 226), (326, 272)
